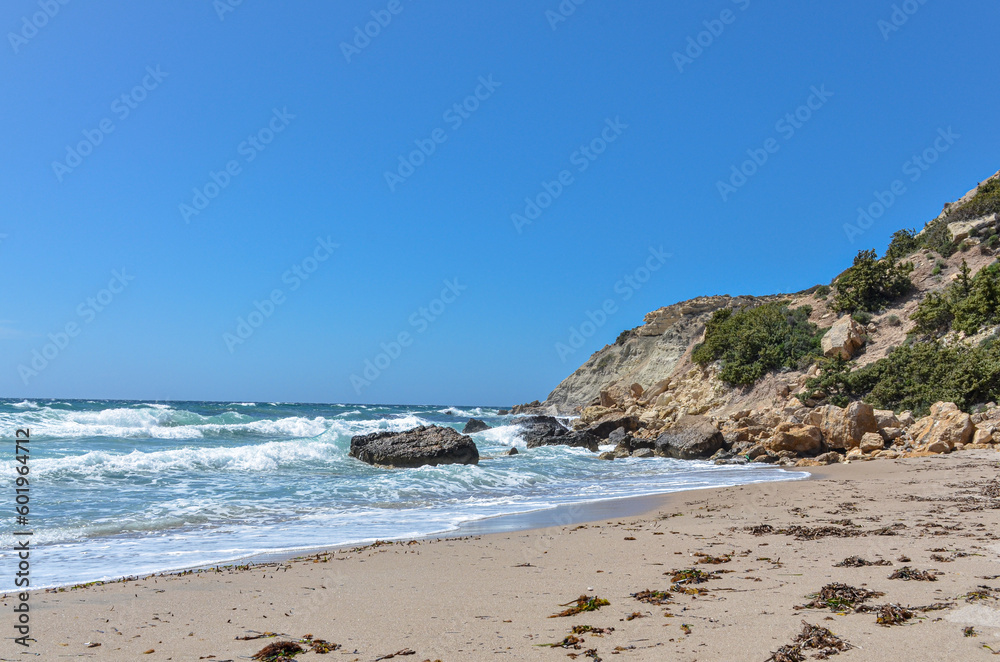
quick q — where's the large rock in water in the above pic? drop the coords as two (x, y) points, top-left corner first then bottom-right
(515, 415), (599, 452)
(463, 418), (491, 434)
(653, 415), (725, 459)
(349, 425), (479, 468)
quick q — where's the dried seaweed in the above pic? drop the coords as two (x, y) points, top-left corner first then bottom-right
(252, 641), (304, 661)
(541, 634), (584, 649)
(549, 595), (610, 618)
(631, 589), (672, 605)
(570, 625), (613, 636)
(767, 621), (853, 661)
(694, 552), (732, 564)
(889, 566), (938, 581)
(871, 603), (914, 626)
(834, 556), (891, 568)
(797, 583), (884, 611)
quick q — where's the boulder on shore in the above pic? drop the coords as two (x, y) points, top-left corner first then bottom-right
(514, 415), (599, 452)
(653, 415), (725, 460)
(810, 402), (878, 450)
(765, 422), (824, 454)
(349, 425), (479, 468)
(910, 401), (974, 452)
(463, 418), (491, 434)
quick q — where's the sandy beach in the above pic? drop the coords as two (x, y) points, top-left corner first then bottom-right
(9, 451), (1000, 661)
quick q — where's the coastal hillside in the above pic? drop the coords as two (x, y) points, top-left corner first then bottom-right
(521, 168), (1000, 465)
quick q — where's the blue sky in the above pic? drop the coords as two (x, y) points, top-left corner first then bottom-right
(1, 0), (998, 405)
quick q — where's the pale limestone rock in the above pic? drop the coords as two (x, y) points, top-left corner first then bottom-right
(860, 432), (885, 454)
(910, 402), (973, 450)
(765, 423), (823, 454)
(874, 409), (900, 429)
(821, 316), (866, 360)
(973, 428), (993, 445)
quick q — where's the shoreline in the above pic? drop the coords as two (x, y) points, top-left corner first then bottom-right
(16, 465), (808, 592)
(22, 451), (999, 660)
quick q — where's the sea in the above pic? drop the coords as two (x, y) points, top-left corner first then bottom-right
(0, 399), (805, 590)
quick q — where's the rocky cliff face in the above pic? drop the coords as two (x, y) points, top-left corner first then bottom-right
(542, 294), (784, 414)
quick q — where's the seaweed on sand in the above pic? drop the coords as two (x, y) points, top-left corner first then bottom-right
(631, 589), (672, 605)
(549, 595), (610, 618)
(871, 603), (914, 626)
(796, 583), (884, 611)
(834, 555), (891, 567)
(889, 566), (938, 581)
(767, 621), (853, 661)
(252, 641), (304, 661)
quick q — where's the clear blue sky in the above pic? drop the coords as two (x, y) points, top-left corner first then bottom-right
(2, 0), (998, 405)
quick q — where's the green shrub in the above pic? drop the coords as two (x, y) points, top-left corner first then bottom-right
(844, 339), (1000, 416)
(692, 302), (824, 386)
(911, 260), (1000, 337)
(886, 314), (901, 327)
(814, 285), (831, 299)
(931, 264), (942, 276)
(833, 249), (914, 314)
(917, 218), (957, 257)
(886, 228), (920, 260)
(852, 311), (874, 325)
(987, 234), (1000, 249)
(948, 177), (1000, 225)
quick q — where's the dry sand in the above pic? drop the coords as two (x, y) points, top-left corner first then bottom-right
(6, 451), (1000, 661)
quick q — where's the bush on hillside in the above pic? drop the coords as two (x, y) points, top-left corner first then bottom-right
(692, 302), (824, 386)
(832, 249), (914, 314)
(911, 260), (1000, 337)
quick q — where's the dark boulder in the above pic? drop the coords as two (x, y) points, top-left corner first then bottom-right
(514, 415), (599, 452)
(349, 425), (479, 468)
(588, 416), (641, 439)
(653, 415), (725, 460)
(463, 418), (491, 434)
(502, 447), (519, 456)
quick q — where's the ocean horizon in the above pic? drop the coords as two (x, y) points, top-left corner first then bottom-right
(0, 398), (804, 591)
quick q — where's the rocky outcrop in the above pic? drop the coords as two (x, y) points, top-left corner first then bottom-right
(463, 418), (491, 434)
(821, 316), (866, 360)
(910, 402), (974, 452)
(653, 415), (725, 459)
(514, 416), (599, 452)
(540, 295), (783, 414)
(765, 422), (823, 454)
(810, 402), (878, 450)
(349, 426), (479, 468)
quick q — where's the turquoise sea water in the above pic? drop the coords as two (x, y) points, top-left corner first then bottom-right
(0, 399), (803, 590)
